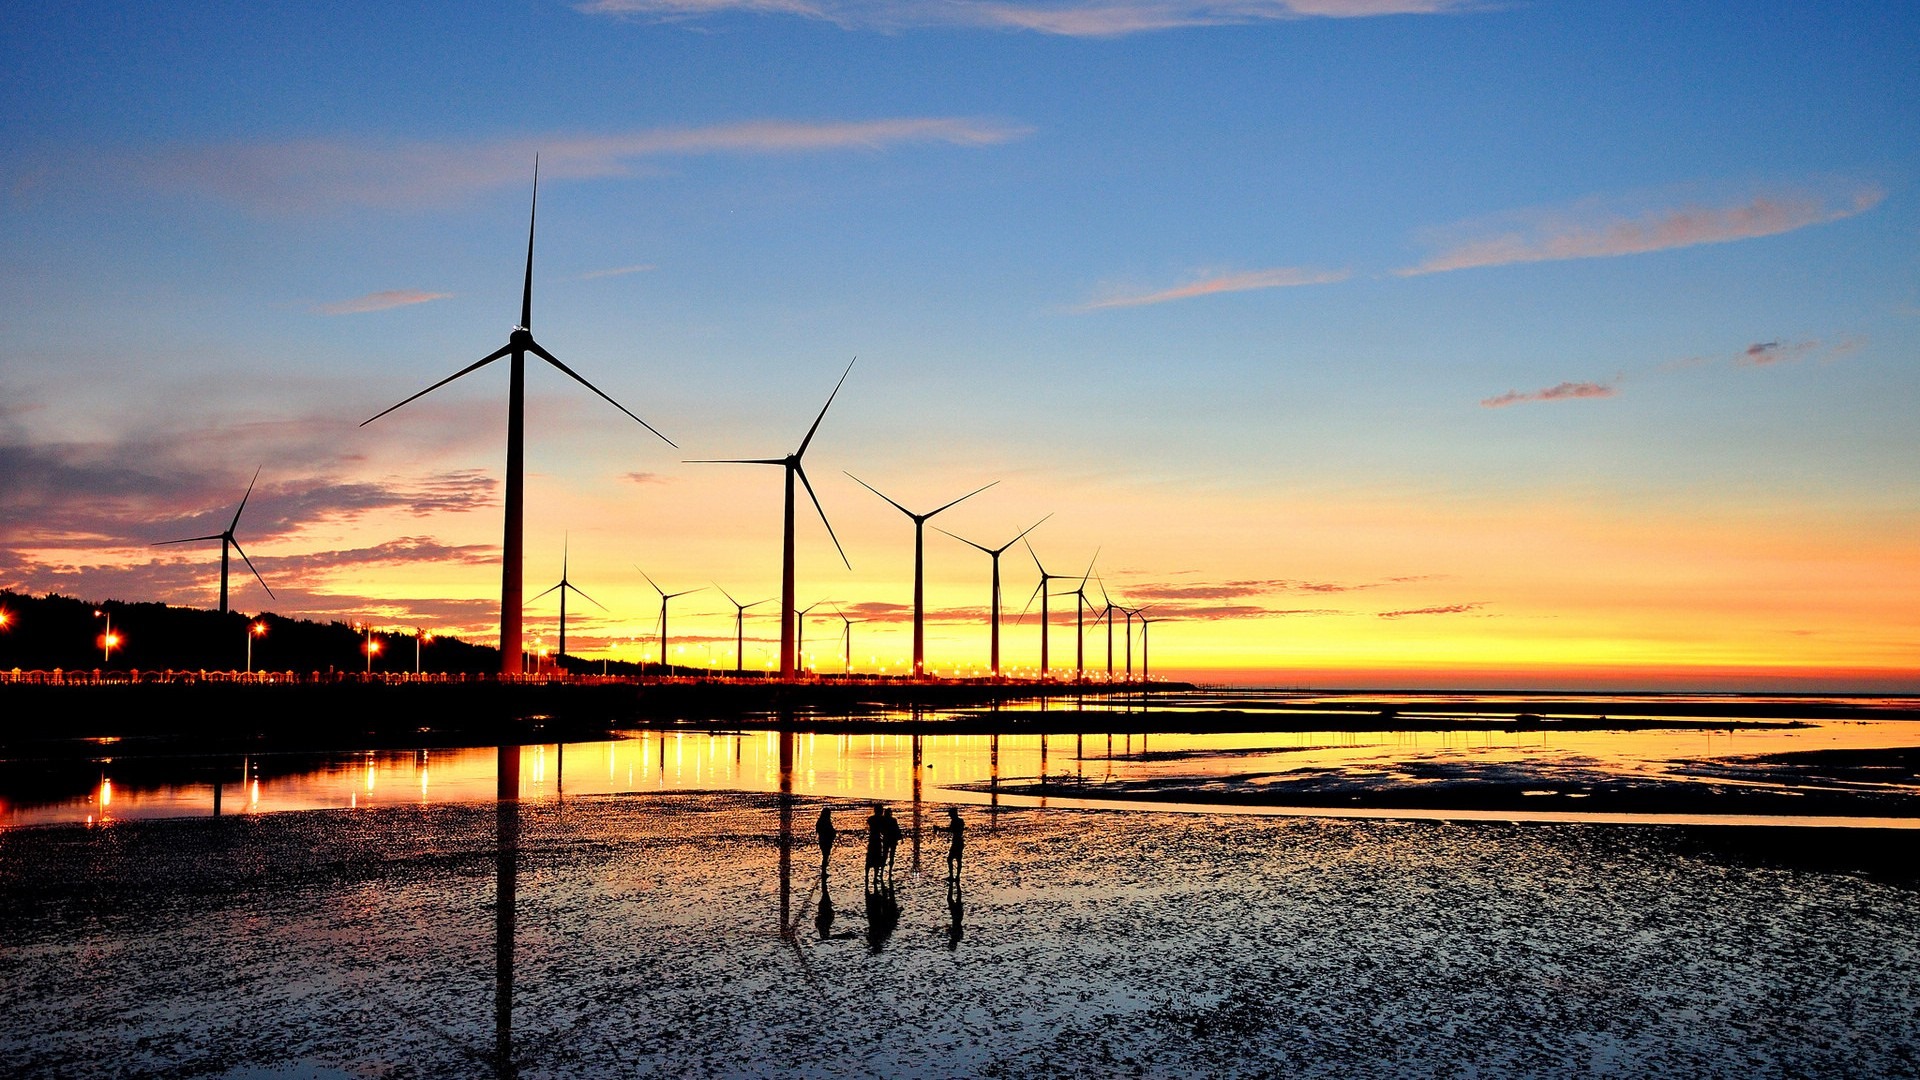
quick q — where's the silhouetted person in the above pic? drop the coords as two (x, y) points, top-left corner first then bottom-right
(936, 806), (966, 882)
(879, 806), (902, 879)
(864, 804), (885, 888)
(816, 805), (837, 872)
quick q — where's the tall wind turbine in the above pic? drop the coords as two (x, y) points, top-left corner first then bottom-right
(1055, 550), (1100, 685)
(638, 569), (702, 671)
(361, 160), (673, 677)
(846, 474), (997, 679)
(688, 359), (854, 681)
(528, 539), (604, 668)
(715, 584), (770, 675)
(1019, 541), (1079, 682)
(154, 468), (275, 615)
(937, 514), (1049, 682)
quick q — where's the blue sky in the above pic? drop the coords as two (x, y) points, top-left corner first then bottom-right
(3, 1), (1916, 685)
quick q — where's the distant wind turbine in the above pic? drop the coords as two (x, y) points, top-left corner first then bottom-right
(638, 568), (702, 671)
(795, 600), (826, 676)
(715, 584), (771, 675)
(688, 359), (855, 680)
(1018, 540), (1080, 682)
(1055, 550), (1100, 684)
(939, 515), (1049, 682)
(846, 474), (997, 679)
(831, 602), (860, 676)
(1137, 608), (1159, 684)
(361, 159), (673, 677)
(154, 467), (275, 615)
(528, 539), (604, 669)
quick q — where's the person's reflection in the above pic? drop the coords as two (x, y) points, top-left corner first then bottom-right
(910, 733), (923, 873)
(815, 874), (836, 939)
(495, 744), (520, 1079)
(864, 875), (900, 953)
(946, 877), (964, 952)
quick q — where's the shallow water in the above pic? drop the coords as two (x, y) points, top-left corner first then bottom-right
(8, 716), (1918, 829)
(2, 792), (1914, 1078)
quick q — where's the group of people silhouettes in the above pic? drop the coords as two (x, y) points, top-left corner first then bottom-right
(810, 802), (967, 951)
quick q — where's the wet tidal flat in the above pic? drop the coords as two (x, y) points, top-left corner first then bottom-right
(3, 794), (1917, 1078)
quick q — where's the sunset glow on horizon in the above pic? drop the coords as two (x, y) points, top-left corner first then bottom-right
(2, 3), (1915, 691)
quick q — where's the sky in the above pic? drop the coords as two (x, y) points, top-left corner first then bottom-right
(2, 1), (1916, 689)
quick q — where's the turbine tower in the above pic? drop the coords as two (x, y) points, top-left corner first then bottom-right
(1139, 611), (1159, 684)
(846, 474), (997, 679)
(937, 514), (1049, 682)
(715, 584), (770, 675)
(361, 160), (673, 677)
(831, 602), (859, 676)
(154, 467), (275, 615)
(528, 538), (604, 670)
(1019, 540), (1079, 682)
(795, 600), (826, 676)
(638, 569), (702, 671)
(688, 359), (854, 680)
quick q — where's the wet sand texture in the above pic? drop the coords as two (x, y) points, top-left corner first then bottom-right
(3, 794), (1916, 1078)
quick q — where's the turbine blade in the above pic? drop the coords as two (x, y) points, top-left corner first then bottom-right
(231, 541), (276, 601)
(529, 581), (564, 603)
(1015, 578), (1044, 624)
(1024, 538), (1047, 575)
(1006, 512), (1053, 551)
(714, 582), (739, 608)
(1080, 547), (1100, 589)
(570, 583), (610, 611)
(361, 343), (514, 426)
(522, 156), (538, 331)
(635, 567), (665, 597)
(525, 339), (676, 448)
(795, 356), (855, 459)
(934, 525), (993, 554)
(666, 587), (704, 600)
(685, 457), (786, 465)
(229, 467), (262, 532)
(927, 479), (998, 519)
(153, 534), (225, 546)
(795, 464), (850, 570)
(845, 472), (912, 517)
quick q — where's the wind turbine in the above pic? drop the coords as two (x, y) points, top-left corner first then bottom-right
(795, 600), (826, 676)
(937, 514), (1049, 683)
(1094, 572), (1118, 683)
(831, 603), (860, 676)
(1136, 607), (1159, 684)
(638, 569), (702, 672)
(154, 468), (275, 615)
(714, 584), (771, 676)
(846, 474), (997, 679)
(688, 359), (854, 680)
(1018, 541), (1079, 682)
(361, 159), (673, 677)
(528, 539), (604, 670)
(1055, 550), (1100, 685)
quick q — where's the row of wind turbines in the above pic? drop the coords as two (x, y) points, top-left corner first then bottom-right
(156, 160), (1166, 683)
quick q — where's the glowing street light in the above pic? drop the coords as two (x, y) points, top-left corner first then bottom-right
(415, 628), (433, 674)
(362, 623), (382, 674)
(247, 620), (267, 674)
(93, 608), (118, 665)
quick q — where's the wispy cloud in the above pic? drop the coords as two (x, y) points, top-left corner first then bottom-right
(137, 117), (1033, 211)
(1378, 603), (1482, 618)
(623, 471), (669, 486)
(315, 289), (453, 316)
(1400, 185), (1883, 276)
(578, 263), (657, 280)
(581, 0), (1472, 36)
(1080, 266), (1349, 310)
(1480, 380), (1618, 408)
(1663, 335), (1866, 372)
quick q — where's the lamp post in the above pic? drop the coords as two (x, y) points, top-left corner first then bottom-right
(94, 608), (117, 665)
(362, 624), (381, 675)
(415, 628), (432, 674)
(247, 620), (266, 673)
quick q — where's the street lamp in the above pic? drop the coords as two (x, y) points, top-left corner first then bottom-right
(93, 608), (118, 665)
(247, 620), (267, 674)
(362, 624), (381, 674)
(415, 628), (432, 674)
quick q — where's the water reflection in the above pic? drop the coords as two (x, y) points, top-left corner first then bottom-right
(495, 745), (519, 1078)
(9, 717), (1920, 829)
